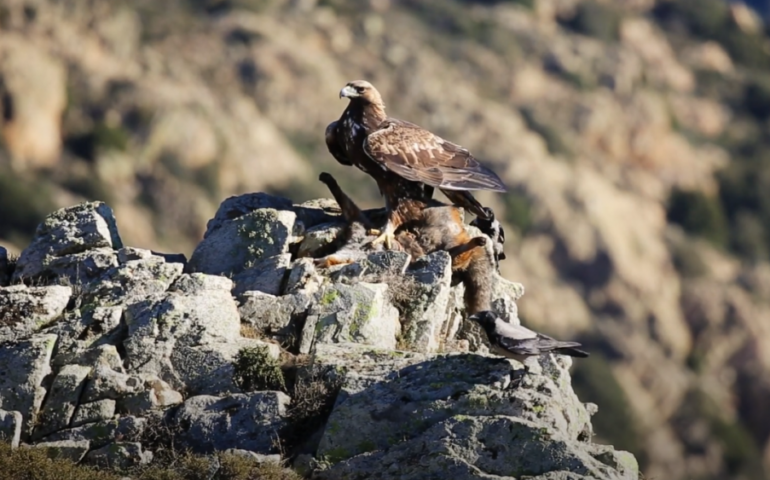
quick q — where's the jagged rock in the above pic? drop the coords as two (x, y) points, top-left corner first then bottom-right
(399, 251), (454, 353)
(32, 440), (91, 463)
(33, 364), (92, 439)
(189, 208), (300, 277)
(123, 274), (279, 395)
(239, 291), (312, 344)
(329, 251), (412, 284)
(0, 334), (57, 439)
(36, 248), (119, 285)
(144, 376), (184, 407)
(300, 283), (400, 354)
(202, 193), (294, 240)
(297, 221), (345, 258)
(82, 366), (142, 403)
(285, 258), (324, 295)
(50, 310), (126, 370)
(40, 416), (146, 449)
(171, 392), (290, 453)
(71, 399), (116, 428)
(231, 253), (292, 297)
(12, 202), (122, 283)
(84, 442), (154, 469)
(0, 409), (22, 448)
(117, 247), (154, 263)
(0, 285), (71, 342)
(315, 352), (636, 480)
(81, 256), (183, 307)
(292, 198), (343, 229)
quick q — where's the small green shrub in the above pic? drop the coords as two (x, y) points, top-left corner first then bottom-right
(233, 345), (286, 392)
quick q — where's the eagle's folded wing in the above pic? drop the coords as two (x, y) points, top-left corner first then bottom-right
(363, 119), (507, 192)
(325, 121), (353, 166)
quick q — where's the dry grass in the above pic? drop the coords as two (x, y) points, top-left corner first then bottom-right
(0, 441), (118, 480)
(0, 440), (302, 480)
(280, 366), (343, 456)
(239, 323), (262, 339)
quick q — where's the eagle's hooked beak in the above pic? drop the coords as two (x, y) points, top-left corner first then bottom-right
(339, 85), (358, 99)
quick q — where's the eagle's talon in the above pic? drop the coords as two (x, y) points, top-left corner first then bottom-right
(367, 228), (382, 236)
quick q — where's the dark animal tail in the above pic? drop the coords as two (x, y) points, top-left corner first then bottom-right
(318, 172), (372, 227)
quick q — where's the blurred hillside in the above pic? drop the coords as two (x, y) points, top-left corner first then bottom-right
(3, 0), (770, 478)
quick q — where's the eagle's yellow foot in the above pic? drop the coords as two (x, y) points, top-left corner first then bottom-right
(366, 228), (381, 236)
(371, 230), (396, 250)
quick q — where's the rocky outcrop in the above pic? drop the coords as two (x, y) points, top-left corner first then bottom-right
(0, 197), (638, 479)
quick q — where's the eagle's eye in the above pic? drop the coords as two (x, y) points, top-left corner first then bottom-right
(355, 86), (365, 93)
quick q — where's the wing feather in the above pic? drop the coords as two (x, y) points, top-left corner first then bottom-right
(325, 121), (353, 166)
(363, 119), (507, 192)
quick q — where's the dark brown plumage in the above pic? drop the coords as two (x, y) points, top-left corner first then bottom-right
(325, 80), (507, 249)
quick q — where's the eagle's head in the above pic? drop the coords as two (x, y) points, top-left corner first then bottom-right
(339, 80), (384, 106)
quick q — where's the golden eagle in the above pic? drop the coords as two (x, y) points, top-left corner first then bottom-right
(325, 80), (507, 248)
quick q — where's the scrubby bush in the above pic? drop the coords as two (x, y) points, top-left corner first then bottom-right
(233, 345), (287, 392)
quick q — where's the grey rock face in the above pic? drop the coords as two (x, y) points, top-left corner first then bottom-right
(39, 248), (119, 285)
(33, 364), (92, 439)
(81, 256), (183, 307)
(239, 291), (312, 344)
(189, 208), (299, 277)
(40, 416), (146, 449)
(329, 251), (412, 284)
(202, 193), (294, 240)
(0, 334), (57, 439)
(399, 251), (454, 353)
(285, 258), (324, 295)
(32, 440), (91, 463)
(292, 198), (343, 228)
(49, 309), (125, 370)
(171, 392), (290, 453)
(85, 442), (154, 469)
(0, 409), (22, 448)
(0, 285), (71, 342)
(82, 366), (142, 403)
(314, 351), (636, 480)
(297, 221), (345, 258)
(12, 202), (122, 283)
(300, 283), (400, 354)
(123, 274), (278, 394)
(71, 399), (116, 427)
(231, 253), (292, 297)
